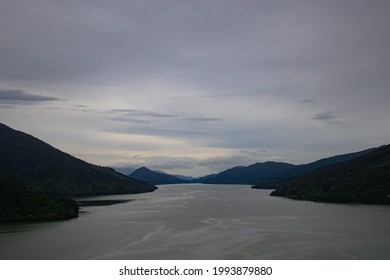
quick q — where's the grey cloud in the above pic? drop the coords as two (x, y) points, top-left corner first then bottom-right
(111, 109), (221, 122)
(110, 125), (211, 138)
(312, 111), (338, 121)
(1, 0), (390, 107)
(45, 107), (64, 110)
(184, 117), (223, 122)
(312, 111), (348, 128)
(108, 108), (179, 125)
(0, 89), (63, 105)
(71, 109), (95, 113)
(110, 109), (178, 118)
(0, 104), (14, 109)
(301, 99), (317, 104)
(109, 117), (152, 125)
(100, 106), (221, 126)
(1, 1), (389, 176)
(70, 105), (96, 113)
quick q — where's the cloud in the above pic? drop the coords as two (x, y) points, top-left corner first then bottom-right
(110, 109), (222, 123)
(1, 1), (390, 176)
(109, 117), (152, 124)
(184, 117), (223, 122)
(312, 111), (348, 127)
(312, 111), (338, 121)
(301, 99), (317, 104)
(0, 89), (63, 105)
(109, 125), (212, 138)
(110, 109), (178, 119)
(69, 104), (96, 113)
(107, 108), (223, 136)
(107, 108), (179, 126)
(0, 104), (14, 109)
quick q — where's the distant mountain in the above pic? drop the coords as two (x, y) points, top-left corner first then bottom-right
(197, 173), (217, 183)
(252, 148), (376, 189)
(174, 174), (197, 181)
(0, 123), (157, 197)
(270, 145), (390, 205)
(199, 148), (376, 187)
(129, 167), (187, 185)
(200, 162), (295, 185)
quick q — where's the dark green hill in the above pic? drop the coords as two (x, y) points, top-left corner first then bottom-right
(0, 179), (79, 222)
(130, 167), (187, 185)
(270, 145), (390, 204)
(0, 123), (157, 197)
(200, 162), (295, 185)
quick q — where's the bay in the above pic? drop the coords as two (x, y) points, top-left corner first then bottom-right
(0, 184), (389, 259)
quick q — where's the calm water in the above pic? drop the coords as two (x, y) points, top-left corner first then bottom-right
(1, 184), (389, 260)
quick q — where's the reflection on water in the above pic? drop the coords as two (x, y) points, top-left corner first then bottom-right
(0, 184), (389, 260)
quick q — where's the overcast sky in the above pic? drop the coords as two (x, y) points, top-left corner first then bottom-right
(1, 0), (389, 176)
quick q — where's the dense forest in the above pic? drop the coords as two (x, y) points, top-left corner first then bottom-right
(0, 180), (79, 223)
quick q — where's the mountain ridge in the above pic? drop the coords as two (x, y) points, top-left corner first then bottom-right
(199, 161), (295, 185)
(252, 148), (376, 189)
(270, 144), (390, 204)
(129, 167), (187, 184)
(0, 123), (157, 197)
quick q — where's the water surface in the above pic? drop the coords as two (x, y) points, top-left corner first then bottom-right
(0, 184), (389, 259)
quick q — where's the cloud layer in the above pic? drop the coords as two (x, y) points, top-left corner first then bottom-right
(0, 89), (62, 105)
(1, 0), (389, 176)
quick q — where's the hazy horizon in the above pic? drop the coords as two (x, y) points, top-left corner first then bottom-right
(1, 1), (389, 176)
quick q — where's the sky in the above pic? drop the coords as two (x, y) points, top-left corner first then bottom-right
(1, 0), (389, 176)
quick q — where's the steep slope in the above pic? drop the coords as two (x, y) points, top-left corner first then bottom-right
(200, 162), (295, 185)
(130, 167), (187, 184)
(0, 123), (157, 197)
(270, 145), (390, 204)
